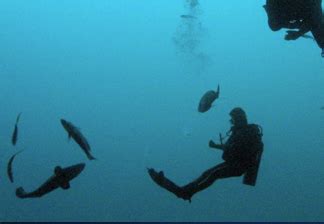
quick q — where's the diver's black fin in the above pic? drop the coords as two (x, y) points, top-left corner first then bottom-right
(147, 168), (191, 202)
(16, 187), (27, 198)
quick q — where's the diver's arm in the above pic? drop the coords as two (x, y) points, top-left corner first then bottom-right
(209, 140), (224, 150)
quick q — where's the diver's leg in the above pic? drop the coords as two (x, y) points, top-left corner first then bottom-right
(182, 162), (228, 190)
(147, 168), (186, 199)
(182, 163), (245, 200)
(311, 21), (324, 47)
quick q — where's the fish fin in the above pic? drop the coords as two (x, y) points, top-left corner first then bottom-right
(216, 85), (220, 96)
(60, 182), (70, 190)
(54, 166), (62, 176)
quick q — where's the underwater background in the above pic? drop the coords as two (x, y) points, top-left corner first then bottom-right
(1, 0), (324, 222)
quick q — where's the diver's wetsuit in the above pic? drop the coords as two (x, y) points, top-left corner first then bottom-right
(148, 124), (262, 202)
(264, 0), (324, 56)
(264, 0), (322, 39)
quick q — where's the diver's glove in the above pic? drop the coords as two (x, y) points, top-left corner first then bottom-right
(285, 30), (301, 40)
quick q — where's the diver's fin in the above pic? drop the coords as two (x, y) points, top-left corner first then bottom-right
(147, 168), (191, 202)
(60, 182), (70, 190)
(54, 166), (62, 176)
(16, 187), (27, 198)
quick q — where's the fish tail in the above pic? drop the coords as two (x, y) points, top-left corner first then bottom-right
(87, 153), (97, 161)
(16, 187), (27, 198)
(16, 112), (22, 124)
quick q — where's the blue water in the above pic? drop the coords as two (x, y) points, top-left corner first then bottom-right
(1, 0), (324, 222)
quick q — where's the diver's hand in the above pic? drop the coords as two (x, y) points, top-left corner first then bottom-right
(209, 140), (223, 150)
(285, 30), (301, 40)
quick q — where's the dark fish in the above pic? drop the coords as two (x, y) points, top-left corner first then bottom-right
(7, 150), (23, 183)
(60, 119), (96, 160)
(16, 163), (85, 199)
(11, 112), (22, 146)
(180, 14), (196, 19)
(198, 85), (220, 113)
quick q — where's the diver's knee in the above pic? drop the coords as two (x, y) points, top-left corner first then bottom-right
(269, 20), (282, 31)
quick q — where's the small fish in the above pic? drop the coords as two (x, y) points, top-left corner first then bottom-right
(7, 150), (23, 183)
(198, 85), (220, 113)
(180, 14), (196, 19)
(60, 119), (96, 160)
(11, 112), (22, 146)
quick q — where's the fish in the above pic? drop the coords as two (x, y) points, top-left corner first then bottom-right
(60, 119), (96, 160)
(11, 112), (22, 146)
(16, 163), (85, 199)
(198, 85), (220, 113)
(180, 14), (197, 19)
(7, 150), (23, 183)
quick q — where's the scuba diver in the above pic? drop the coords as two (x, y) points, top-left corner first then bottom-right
(263, 0), (324, 57)
(147, 107), (264, 202)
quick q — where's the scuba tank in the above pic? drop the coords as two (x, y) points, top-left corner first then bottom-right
(242, 124), (264, 186)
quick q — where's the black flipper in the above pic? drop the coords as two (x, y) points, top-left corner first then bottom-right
(16, 187), (27, 198)
(147, 168), (191, 202)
